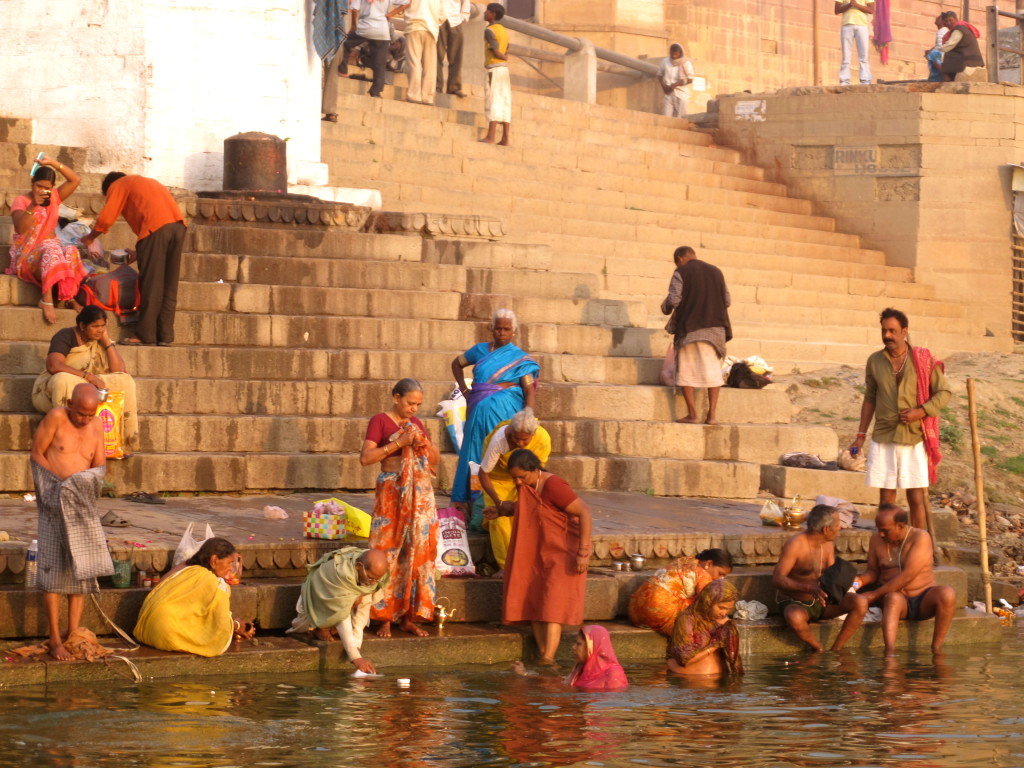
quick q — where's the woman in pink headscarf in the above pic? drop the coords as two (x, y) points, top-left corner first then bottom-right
(566, 625), (629, 691)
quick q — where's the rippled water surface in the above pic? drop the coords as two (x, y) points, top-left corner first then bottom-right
(4, 626), (1024, 767)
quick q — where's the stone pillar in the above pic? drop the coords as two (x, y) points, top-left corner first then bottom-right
(461, 11), (487, 91)
(564, 38), (597, 103)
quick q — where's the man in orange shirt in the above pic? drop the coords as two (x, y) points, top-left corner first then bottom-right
(81, 173), (186, 346)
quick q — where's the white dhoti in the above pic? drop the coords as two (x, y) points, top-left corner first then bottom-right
(674, 341), (722, 388)
(485, 66), (512, 123)
(865, 440), (929, 489)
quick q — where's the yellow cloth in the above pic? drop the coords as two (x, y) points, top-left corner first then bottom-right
(32, 338), (140, 453)
(480, 421), (552, 507)
(133, 566), (234, 657)
(489, 515), (513, 569)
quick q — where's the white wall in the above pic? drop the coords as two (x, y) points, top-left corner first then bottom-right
(0, 0), (322, 191)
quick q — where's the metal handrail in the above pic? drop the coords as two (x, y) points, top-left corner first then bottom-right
(987, 4), (1024, 82)
(480, 6), (660, 77)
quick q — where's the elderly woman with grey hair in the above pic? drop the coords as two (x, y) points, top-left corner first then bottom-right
(479, 408), (552, 571)
(449, 309), (539, 513)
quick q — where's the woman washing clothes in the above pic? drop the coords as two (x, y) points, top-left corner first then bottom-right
(32, 305), (139, 456)
(134, 538), (255, 656)
(667, 578), (743, 677)
(449, 308), (538, 517)
(7, 155), (85, 324)
(360, 377), (440, 638)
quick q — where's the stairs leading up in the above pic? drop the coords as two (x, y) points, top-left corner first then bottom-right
(0, 79), (995, 497)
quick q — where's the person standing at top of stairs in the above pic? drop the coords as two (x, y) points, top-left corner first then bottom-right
(835, 0), (874, 85)
(436, 0), (470, 97)
(480, 3), (511, 146)
(337, 0), (410, 100)
(403, 0), (445, 104)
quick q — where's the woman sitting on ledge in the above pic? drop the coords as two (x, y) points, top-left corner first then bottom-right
(6, 155), (85, 324)
(134, 538), (255, 657)
(31, 305), (139, 456)
(667, 578), (743, 677)
(628, 549), (733, 637)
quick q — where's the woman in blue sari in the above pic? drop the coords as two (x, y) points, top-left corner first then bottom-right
(450, 309), (539, 509)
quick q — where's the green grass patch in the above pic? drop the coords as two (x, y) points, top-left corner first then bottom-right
(999, 454), (1024, 475)
(940, 421), (964, 452)
(1011, 396), (1024, 409)
(981, 445), (999, 459)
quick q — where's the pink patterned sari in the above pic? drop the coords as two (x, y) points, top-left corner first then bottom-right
(7, 190), (87, 301)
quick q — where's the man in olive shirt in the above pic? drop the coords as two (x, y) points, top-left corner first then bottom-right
(850, 308), (951, 529)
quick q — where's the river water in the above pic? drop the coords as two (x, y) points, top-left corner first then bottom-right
(3, 625), (1024, 768)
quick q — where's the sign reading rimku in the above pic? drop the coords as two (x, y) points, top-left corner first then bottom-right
(833, 146), (878, 173)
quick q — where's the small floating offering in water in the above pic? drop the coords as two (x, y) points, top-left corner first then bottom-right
(352, 670), (384, 679)
(397, 678), (411, 688)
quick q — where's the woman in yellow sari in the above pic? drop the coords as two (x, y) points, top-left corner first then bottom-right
(31, 305), (139, 455)
(628, 549), (733, 636)
(134, 538), (255, 656)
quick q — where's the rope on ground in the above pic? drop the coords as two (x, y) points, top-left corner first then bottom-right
(90, 593), (141, 652)
(103, 654), (143, 683)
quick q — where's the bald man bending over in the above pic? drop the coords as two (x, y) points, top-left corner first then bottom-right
(29, 383), (110, 660)
(288, 547), (391, 673)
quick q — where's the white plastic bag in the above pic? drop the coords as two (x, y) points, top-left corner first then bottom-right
(173, 522), (215, 566)
(759, 500), (785, 527)
(733, 600), (768, 621)
(436, 382), (469, 451)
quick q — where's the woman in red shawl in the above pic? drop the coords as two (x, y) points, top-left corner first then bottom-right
(503, 448), (592, 665)
(667, 578), (743, 677)
(566, 625), (629, 691)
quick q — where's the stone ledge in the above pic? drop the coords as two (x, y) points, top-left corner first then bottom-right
(364, 210), (506, 239)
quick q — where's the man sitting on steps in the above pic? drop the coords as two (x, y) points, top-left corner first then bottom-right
(832, 504), (956, 655)
(773, 504), (867, 652)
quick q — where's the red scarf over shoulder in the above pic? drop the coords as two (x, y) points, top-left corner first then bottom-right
(911, 346), (944, 485)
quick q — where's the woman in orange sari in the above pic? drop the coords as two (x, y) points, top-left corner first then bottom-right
(503, 448), (593, 664)
(627, 549), (733, 636)
(7, 155), (84, 324)
(360, 378), (440, 638)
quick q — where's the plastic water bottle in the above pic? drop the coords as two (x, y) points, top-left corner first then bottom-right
(25, 539), (38, 589)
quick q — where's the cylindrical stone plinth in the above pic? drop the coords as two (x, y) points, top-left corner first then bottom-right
(223, 132), (287, 192)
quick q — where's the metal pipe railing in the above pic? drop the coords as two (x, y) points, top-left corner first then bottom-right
(485, 7), (660, 77)
(987, 4), (1024, 82)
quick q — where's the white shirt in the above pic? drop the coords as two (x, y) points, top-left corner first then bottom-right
(442, 0), (471, 28)
(351, 0), (398, 41)
(658, 56), (695, 97)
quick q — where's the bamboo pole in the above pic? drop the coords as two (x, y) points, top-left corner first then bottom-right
(813, 0), (822, 85)
(967, 377), (993, 613)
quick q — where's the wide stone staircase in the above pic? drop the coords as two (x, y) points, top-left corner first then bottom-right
(324, 77), (1001, 369)
(0, 79), (996, 499)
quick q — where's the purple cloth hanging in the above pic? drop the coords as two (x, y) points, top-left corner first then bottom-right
(873, 0), (892, 64)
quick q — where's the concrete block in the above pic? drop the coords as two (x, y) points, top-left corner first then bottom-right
(760, 464), (904, 506)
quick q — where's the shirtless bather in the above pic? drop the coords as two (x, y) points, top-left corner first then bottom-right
(29, 383), (105, 660)
(773, 505), (867, 652)
(833, 504), (956, 654)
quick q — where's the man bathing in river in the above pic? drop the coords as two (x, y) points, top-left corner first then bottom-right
(29, 383), (108, 661)
(832, 504), (956, 654)
(773, 505), (866, 652)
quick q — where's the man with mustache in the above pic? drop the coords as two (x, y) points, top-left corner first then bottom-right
(849, 308), (950, 530)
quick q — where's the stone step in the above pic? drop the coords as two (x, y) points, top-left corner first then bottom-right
(759, 464), (906, 506)
(326, 139), (828, 226)
(0, 341), (665, 385)
(0, 563), (975, 642)
(0, 376), (791, 424)
(0, 412), (833, 464)
(0, 306), (656, 357)
(0, 609), (1000, 688)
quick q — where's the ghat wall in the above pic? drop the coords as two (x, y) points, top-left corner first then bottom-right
(535, 0), (1009, 111)
(713, 83), (1019, 345)
(0, 0), (321, 190)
